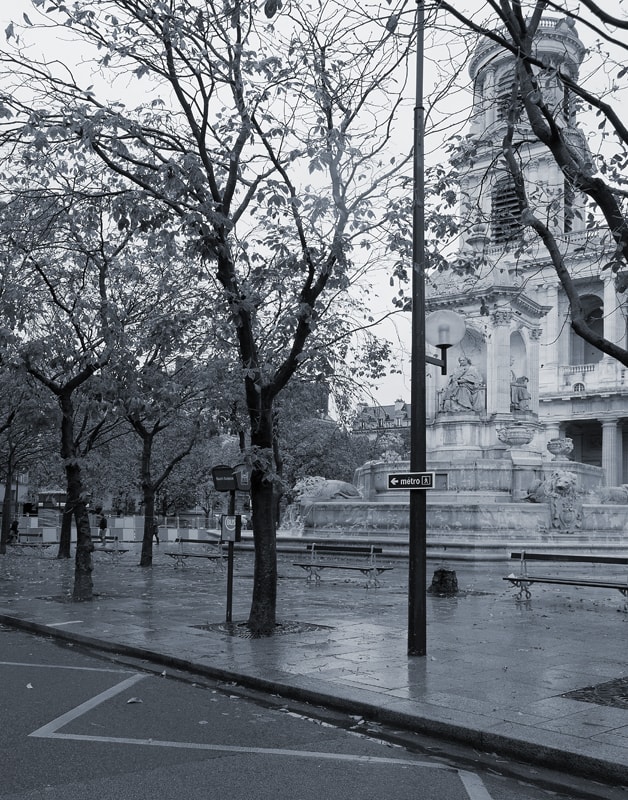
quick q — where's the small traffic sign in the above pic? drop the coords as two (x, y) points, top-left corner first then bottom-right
(387, 472), (435, 490)
(232, 463), (251, 492)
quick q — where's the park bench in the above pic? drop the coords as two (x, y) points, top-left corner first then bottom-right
(165, 538), (225, 569)
(503, 551), (628, 604)
(11, 532), (54, 550)
(293, 543), (393, 588)
(93, 535), (128, 557)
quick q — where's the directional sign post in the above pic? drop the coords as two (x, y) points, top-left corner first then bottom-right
(388, 472), (435, 491)
(211, 465), (244, 624)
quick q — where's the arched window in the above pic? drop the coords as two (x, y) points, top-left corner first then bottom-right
(573, 382), (585, 393)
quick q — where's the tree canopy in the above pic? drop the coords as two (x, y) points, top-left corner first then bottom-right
(0, 0), (415, 630)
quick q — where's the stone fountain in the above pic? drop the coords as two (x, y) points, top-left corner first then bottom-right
(293, 436), (628, 560)
(291, 355), (628, 560)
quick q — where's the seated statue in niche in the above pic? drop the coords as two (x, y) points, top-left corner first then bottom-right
(510, 374), (531, 411)
(441, 357), (484, 413)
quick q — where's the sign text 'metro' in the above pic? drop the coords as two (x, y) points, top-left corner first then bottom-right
(387, 472), (435, 490)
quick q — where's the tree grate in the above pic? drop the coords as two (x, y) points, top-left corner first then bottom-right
(562, 677), (628, 710)
(196, 620), (332, 638)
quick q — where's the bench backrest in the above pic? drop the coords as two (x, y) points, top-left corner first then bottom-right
(175, 537), (220, 544)
(510, 551), (628, 565)
(175, 538), (224, 552)
(306, 544), (382, 557)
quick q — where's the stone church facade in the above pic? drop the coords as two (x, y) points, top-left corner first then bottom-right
(357, 16), (628, 486)
(444, 15), (628, 486)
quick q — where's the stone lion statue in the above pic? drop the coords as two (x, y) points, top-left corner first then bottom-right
(525, 470), (582, 532)
(294, 476), (362, 503)
(593, 485), (628, 505)
(525, 470), (577, 502)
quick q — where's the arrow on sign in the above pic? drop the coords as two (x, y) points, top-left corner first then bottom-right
(387, 472), (435, 490)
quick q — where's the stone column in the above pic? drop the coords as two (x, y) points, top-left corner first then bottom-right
(487, 310), (512, 414)
(601, 418), (621, 487)
(528, 328), (542, 413)
(538, 283), (562, 397)
(559, 291), (574, 367)
(484, 69), (495, 127)
(603, 276), (622, 346)
(544, 284), (560, 363)
(426, 363), (438, 420)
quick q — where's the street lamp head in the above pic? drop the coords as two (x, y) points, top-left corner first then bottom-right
(425, 310), (466, 348)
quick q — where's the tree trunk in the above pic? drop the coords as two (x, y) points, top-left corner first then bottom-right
(139, 432), (154, 567)
(65, 459), (93, 600)
(57, 500), (72, 559)
(72, 492), (94, 601)
(139, 484), (156, 567)
(59, 392), (93, 601)
(248, 473), (277, 635)
(247, 402), (277, 636)
(0, 453), (14, 555)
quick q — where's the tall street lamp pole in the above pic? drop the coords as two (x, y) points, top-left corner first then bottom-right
(407, 2), (465, 657)
(408, 0), (428, 657)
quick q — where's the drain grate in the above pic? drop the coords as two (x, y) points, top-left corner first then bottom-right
(196, 620), (332, 639)
(562, 677), (628, 710)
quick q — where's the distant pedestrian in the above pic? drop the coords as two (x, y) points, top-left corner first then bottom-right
(98, 514), (107, 544)
(152, 518), (160, 545)
(9, 519), (18, 544)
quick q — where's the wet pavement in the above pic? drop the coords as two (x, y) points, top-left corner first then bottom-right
(0, 544), (627, 785)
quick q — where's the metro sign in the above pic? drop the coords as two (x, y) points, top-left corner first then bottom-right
(387, 472), (435, 490)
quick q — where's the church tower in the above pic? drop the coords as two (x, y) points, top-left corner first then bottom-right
(426, 16), (628, 487)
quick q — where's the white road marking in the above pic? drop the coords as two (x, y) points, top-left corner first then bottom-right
(33, 732), (495, 798)
(0, 660), (134, 673)
(29, 673), (147, 737)
(27, 673), (495, 800)
(46, 620), (85, 627)
(33, 731), (451, 766)
(458, 770), (496, 800)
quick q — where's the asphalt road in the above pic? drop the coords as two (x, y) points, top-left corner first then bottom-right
(0, 626), (621, 800)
